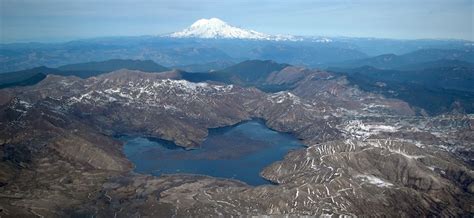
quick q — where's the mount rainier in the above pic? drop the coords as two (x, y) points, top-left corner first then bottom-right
(169, 18), (301, 41)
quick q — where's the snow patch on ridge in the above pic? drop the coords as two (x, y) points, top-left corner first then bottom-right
(269, 91), (302, 104)
(356, 175), (393, 187)
(342, 120), (398, 140)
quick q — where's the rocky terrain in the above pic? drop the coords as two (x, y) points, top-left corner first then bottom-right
(0, 68), (472, 216)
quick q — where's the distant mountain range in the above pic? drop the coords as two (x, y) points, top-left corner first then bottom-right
(0, 59), (169, 89)
(329, 59), (474, 114)
(1, 18), (471, 73)
(172, 60), (235, 72)
(218, 60), (290, 83)
(0, 58), (286, 90)
(57, 59), (169, 77)
(331, 48), (474, 69)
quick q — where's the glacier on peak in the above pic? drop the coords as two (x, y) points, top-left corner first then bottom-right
(169, 18), (300, 41)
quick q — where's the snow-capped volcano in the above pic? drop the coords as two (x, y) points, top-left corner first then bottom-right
(169, 18), (299, 41)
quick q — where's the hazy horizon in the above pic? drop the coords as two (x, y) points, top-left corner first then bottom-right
(1, 0), (473, 43)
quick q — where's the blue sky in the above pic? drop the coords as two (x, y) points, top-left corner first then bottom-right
(1, 0), (472, 43)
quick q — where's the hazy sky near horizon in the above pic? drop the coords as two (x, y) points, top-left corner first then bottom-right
(1, 0), (472, 43)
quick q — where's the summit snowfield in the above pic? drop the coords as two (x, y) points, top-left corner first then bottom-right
(169, 18), (300, 41)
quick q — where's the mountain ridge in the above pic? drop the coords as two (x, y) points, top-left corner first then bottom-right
(332, 48), (474, 69)
(0, 59), (170, 89)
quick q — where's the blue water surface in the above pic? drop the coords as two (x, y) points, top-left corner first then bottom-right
(122, 119), (304, 186)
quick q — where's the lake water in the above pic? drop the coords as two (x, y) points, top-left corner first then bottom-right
(122, 119), (304, 186)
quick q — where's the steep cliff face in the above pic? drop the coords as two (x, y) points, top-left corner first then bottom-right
(0, 69), (472, 217)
